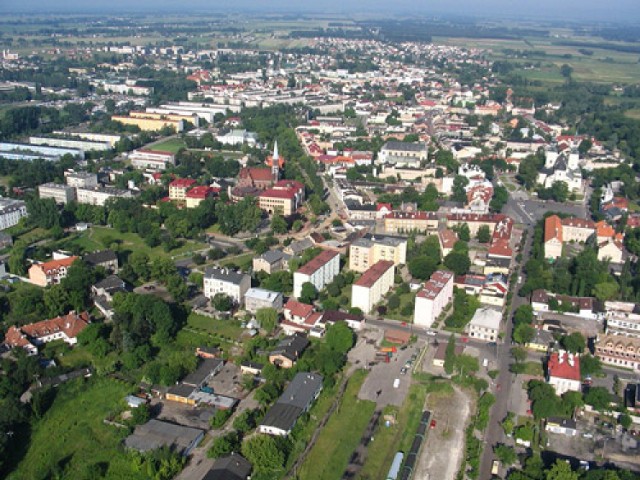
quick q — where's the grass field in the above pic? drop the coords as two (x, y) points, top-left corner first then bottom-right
(219, 252), (254, 270)
(297, 370), (375, 480)
(150, 138), (187, 153)
(187, 312), (245, 340)
(8, 377), (144, 480)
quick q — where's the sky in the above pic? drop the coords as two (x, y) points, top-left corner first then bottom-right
(3, 0), (640, 23)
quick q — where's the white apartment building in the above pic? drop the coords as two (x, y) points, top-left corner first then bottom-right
(38, 183), (76, 204)
(414, 270), (454, 328)
(65, 171), (99, 189)
(377, 141), (428, 166)
(29, 136), (111, 153)
(244, 288), (284, 314)
(605, 301), (640, 338)
(203, 267), (251, 307)
(293, 250), (340, 299)
(466, 307), (502, 342)
(129, 149), (177, 171)
(547, 351), (582, 395)
(0, 197), (28, 230)
(351, 261), (395, 314)
(349, 234), (407, 273)
(76, 186), (133, 206)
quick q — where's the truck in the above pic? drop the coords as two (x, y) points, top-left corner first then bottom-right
(492, 460), (500, 475)
(380, 346), (397, 353)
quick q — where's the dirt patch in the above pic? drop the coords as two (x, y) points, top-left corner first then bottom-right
(414, 386), (473, 480)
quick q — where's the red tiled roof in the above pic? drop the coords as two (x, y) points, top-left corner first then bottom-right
(544, 215), (563, 243)
(35, 256), (79, 275)
(5, 311), (90, 349)
(438, 229), (458, 249)
(239, 167), (273, 182)
(354, 261), (394, 288)
(548, 352), (581, 381)
(297, 250), (340, 276)
(417, 270), (454, 299)
(284, 299), (314, 319)
(135, 149), (175, 156)
(258, 188), (297, 200)
(169, 178), (197, 188)
(488, 239), (512, 258)
(186, 186), (216, 199)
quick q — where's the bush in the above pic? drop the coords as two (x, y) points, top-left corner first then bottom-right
(210, 408), (233, 428)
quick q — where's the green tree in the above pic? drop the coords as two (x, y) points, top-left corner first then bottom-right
(456, 223), (471, 242)
(408, 256), (438, 280)
(444, 334), (456, 375)
(241, 434), (287, 476)
(477, 225), (491, 243)
(560, 64), (573, 79)
(560, 332), (586, 354)
(208, 431), (240, 459)
(593, 282), (619, 301)
(511, 347), (527, 364)
(451, 175), (469, 203)
(444, 251), (471, 275)
(256, 307), (279, 333)
(212, 293), (233, 311)
(43, 284), (71, 317)
(545, 459), (578, 480)
(325, 322), (355, 354)
(619, 413), (632, 430)
(514, 305), (534, 325)
(580, 354), (602, 378)
(270, 213), (288, 234)
(299, 282), (318, 304)
(584, 387), (611, 411)
(494, 444), (516, 466)
(387, 294), (401, 310)
(513, 323), (536, 345)
(210, 408), (233, 428)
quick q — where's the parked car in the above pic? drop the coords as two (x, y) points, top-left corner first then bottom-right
(393, 378), (400, 388)
(425, 329), (437, 336)
(430, 419), (437, 429)
(400, 367), (407, 375)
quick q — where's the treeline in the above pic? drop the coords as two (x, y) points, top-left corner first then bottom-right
(0, 103), (94, 141)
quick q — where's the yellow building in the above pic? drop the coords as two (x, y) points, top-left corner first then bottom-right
(349, 234), (407, 273)
(383, 211), (439, 234)
(111, 111), (193, 132)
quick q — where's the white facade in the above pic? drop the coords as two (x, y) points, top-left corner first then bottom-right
(244, 288), (283, 314)
(203, 268), (251, 306)
(129, 150), (176, 172)
(293, 251), (340, 299)
(351, 261), (395, 314)
(38, 183), (76, 204)
(414, 270), (454, 328)
(466, 307), (502, 342)
(29, 136), (111, 152)
(0, 198), (28, 230)
(76, 187), (133, 206)
(65, 171), (99, 189)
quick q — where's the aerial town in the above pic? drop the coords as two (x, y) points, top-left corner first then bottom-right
(1, 5), (640, 480)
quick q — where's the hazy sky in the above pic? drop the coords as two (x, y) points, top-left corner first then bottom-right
(3, 0), (640, 23)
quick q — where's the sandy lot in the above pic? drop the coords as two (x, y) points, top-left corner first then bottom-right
(414, 386), (473, 480)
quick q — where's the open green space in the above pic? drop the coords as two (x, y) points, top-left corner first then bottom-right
(8, 377), (142, 480)
(298, 370), (375, 480)
(150, 137), (187, 153)
(219, 252), (254, 270)
(186, 312), (245, 340)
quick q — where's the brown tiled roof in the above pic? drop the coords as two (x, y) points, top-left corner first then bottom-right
(297, 250), (339, 276)
(354, 261), (394, 288)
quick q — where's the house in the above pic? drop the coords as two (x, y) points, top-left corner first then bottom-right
(83, 249), (118, 273)
(91, 275), (127, 319)
(284, 238), (314, 256)
(293, 250), (340, 299)
(454, 274), (485, 295)
(348, 234), (407, 273)
(479, 275), (509, 308)
(203, 453), (252, 480)
(185, 186), (217, 208)
(182, 358), (225, 388)
(3, 311), (90, 355)
(598, 238), (624, 264)
(595, 334), (640, 370)
(438, 229), (458, 257)
(240, 361), (264, 376)
(268, 334), (309, 368)
(244, 288), (283, 314)
(28, 256), (79, 287)
(125, 419), (204, 456)
(203, 267), (251, 307)
(283, 299), (315, 324)
(319, 310), (366, 331)
(351, 260), (395, 314)
(547, 351), (581, 395)
(259, 372), (323, 436)
(545, 417), (578, 437)
(433, 342), (463, 367)
(253, 250), (292, 274)
(466, 307), (501, 342)
(414, 270), (454, 328)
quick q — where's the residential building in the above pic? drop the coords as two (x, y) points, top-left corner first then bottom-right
(348, 234), (407, 273)
(319, 310), (366, 331)
(185, 186), (216, 208)
(547, 351), (581, 395)
(595, 334), (640, 370)
(281, 300), (322, 335)
(605, 302), (640, 338)
(544, 215), (596, 260)
(414, 270), (454, 328)
(479, 275), (509, 308)
(112, 112), (186, 132)
(244, 288), (283, 314)
(76, 186), (133, 206)
(598, 238), (624, 264)
(433, 342), (463, 367)
(29, 136), (111, 153)
(29, 256), (79, 287)
(3, 311), (90, 355)
(257, 180), (306, 216)
(544, 215), (563, 260)
(0, 142), (84, 161)
(268, 334), (309, 369)
(384, 211), (439, 234)
(169, 178), (197, 201)
(92, 275), (127, 319)
(130, 149), (177, 171)
(259, 372), (323, 436)
(0, 198), (27, 230)
(466, 307), (502, 342)
(438, 229), (458, 257)
(351, 260), (395, 314)
(125, 419), (204, 456)
(83, 249), (118, 272)
(204, 453), (252, 480)
(293, 250), (340, 298)
(203, 267), (251, 306)
(38, 183), (76, 204)
(65, 171), (98, 189)
(378, 141), (428, 166)
(253, 250), (291, 274)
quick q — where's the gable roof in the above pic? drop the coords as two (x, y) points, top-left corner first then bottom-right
(548, 351), (581, 381)
(544, 215), (563, 243)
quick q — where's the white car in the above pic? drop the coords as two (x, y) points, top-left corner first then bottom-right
(425, 329), (437, 336)
(393, 378), (400, 389)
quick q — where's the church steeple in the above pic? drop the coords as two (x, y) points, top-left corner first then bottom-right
(271, 140), (280, 180)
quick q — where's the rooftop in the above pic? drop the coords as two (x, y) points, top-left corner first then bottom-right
(297, 250), (339, 276)
(204, 267), (249, 286)
(124, 419), (203, 454)
(548, 351), (581, 381)
(245, 288), (282, 303)
(417, 270), (454, 300)
(354, 260), (394, 288)
(469, 307), (502, 330)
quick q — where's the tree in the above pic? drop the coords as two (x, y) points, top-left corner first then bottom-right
(325, 322), (355, 354)
(408, 256), (438, 280)
(511, 347), (527, 364)
(513, 323), (536, 345)
(580, 354), (602, 378)
(241, 435), (287, 475)
(43, 284), (71, 317)
(270, 214), (288, 234)
(585, 387), (611, 411)
(444, 251), (471, 276)
(550, 181), (569, 203)
(477, 225), (491, 243)
(578, 138), (593, 156)
(299, 282), (318, 304)
(560, 332), (585, 354)
(387, 294), (400, 310)
(208, 431), (240, 459)
(212, 293), (233, 312)
(444, 334), (456, 375)
(494, 444), (516, 466)
(593, 282), (619, 301)
(456, 223), (471, 242)
(210, 408), (233, 428)
(451, 175), (469, 203)
(560, 64), (574, 79)
(545, 459), (578, 480)
(256, 307), (278, 333)
(619, 413), (632, 430)
(514, 305), (534, 326)
(233, 409), (259, 434)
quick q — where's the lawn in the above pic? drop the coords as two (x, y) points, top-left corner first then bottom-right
(186, 312), (245, 340)
(8, 377), (146, 480)
(150, 137), (187, 153)
(358, 383), (428, 479)
(297, 370), (375, 480)
(219, 252), (254, 270)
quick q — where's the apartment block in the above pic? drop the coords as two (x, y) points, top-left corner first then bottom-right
(130, 149), (177, 171)
(351, 260), (395, 314)
(349, 234), (407, 273)
(38, 183), (76, 204)
(414, 270), (454, 327)
(0, 198), (28, 230)
(76, 186), (133, 206)
(203, 267), (251, 307)
(293, 250), (340, 299)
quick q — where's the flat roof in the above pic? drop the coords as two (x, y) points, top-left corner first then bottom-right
(125, 419), (203, 454)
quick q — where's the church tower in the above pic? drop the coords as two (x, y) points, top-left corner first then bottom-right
(271, 140), (280, 181)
